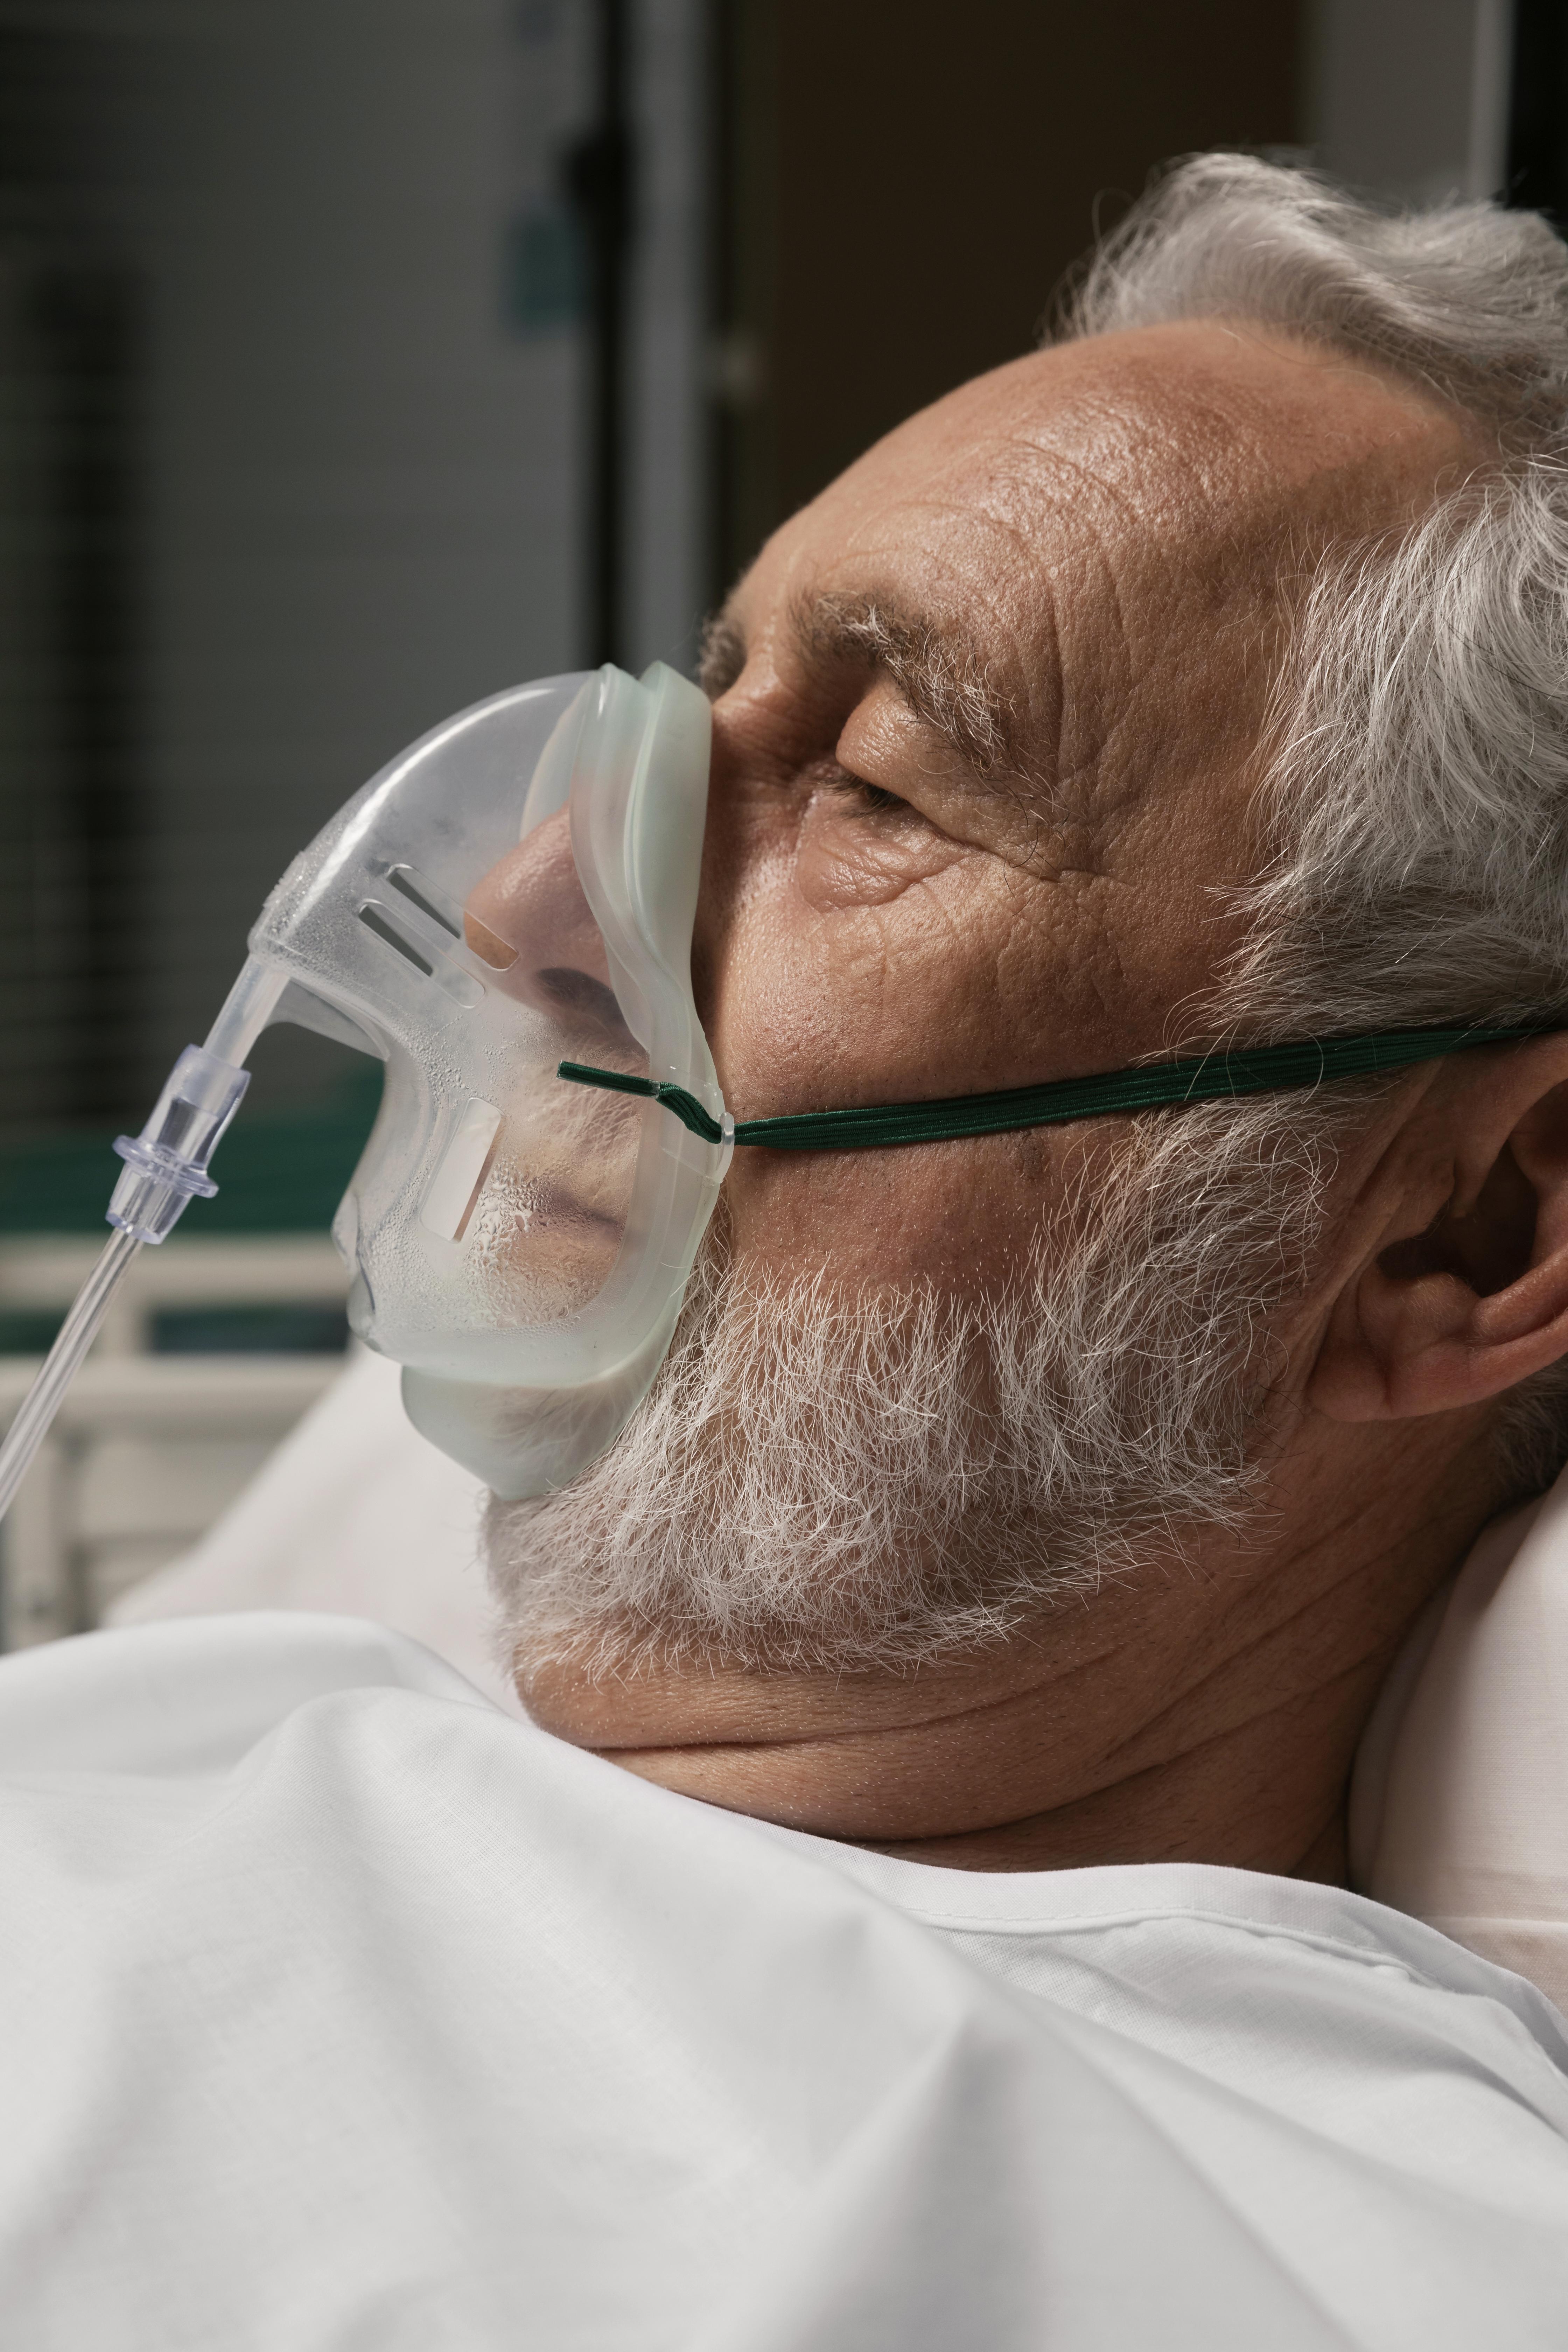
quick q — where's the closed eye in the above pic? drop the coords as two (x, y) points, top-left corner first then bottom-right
(828, 768), (909, 817)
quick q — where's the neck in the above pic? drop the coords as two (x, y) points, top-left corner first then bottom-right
(517, 1416), (1505, 1882)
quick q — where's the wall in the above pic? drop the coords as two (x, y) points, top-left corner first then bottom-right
(1306, 0), (1511, 199)
(712, 0), (1303, 587)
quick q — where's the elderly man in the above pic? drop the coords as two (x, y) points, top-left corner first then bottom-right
(6, 156), (1568, 2348)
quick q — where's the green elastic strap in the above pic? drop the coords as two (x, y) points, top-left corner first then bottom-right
(558, 1021), (1559, 1154)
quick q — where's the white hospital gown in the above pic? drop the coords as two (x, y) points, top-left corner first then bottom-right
(1, 1611), (1566, 2350)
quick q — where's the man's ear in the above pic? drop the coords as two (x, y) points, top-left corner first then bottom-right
(1309, 1041), (1568, 1424)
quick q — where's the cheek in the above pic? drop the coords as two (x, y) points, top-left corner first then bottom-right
(689, 789), (1214, 1292)
(721, 1125), (1067, 1293)
(792, 807), (965, 911)
(702, 848), (1124, 1131)
(704, 894), (1122, 1295)
(705, 878), (995, 1124)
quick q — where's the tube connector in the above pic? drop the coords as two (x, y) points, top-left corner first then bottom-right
(108, 1044), (250, 1245)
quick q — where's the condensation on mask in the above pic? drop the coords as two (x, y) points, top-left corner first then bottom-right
(245, 662), (730, 1497)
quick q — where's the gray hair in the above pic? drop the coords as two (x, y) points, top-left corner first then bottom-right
(1065, 154), (1568, 1492)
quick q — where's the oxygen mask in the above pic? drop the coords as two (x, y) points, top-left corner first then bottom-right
(0, 663), (730, 1511)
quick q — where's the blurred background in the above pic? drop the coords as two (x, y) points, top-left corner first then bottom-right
(0, 0), (1557, 1644)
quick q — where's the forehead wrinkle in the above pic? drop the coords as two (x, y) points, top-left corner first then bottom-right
(940, 473), (1132, 816)
(980, 386), (1298, 594)
(942, 431), (1171, 721)
(968, 415), (1305, 790)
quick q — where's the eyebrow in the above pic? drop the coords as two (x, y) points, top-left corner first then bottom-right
(796, 589), (1024, 780)
(699, 589), (1027, 782)
(696, 608), (747, 700)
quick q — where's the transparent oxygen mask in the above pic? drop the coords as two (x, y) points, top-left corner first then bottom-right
(0, 662), (732, 1516)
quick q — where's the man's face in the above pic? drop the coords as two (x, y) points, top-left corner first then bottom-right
(694, 320), (1465, 1298)
(488, 321), (1477, 1686)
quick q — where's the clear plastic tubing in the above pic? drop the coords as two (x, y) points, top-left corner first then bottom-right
(0, 958), (285, 1528)
(0, 1226), (142, 1521)
(203, 957), (287, 1068)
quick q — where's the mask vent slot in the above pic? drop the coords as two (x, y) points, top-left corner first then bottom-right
(358, 902), (483, 1007)
(387, 864), (461, 937)
(359, 903), (433, 975)
(420, 1098), (503, 1241)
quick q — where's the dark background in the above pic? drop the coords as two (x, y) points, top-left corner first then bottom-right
(712, 2), (1299, 584)
(1510, 0), (1568, 222)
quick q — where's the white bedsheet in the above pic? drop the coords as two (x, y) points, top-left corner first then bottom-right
(2, 1609), (1567, 2349)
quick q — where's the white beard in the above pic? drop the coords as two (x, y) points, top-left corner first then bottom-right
(486, 1098), (1341, 1680)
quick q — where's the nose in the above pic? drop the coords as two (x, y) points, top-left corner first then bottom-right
(464, 807), (635, 1050)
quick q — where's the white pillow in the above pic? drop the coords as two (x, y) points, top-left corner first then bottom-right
(1352, 1474), (1568, 2011)
(108, 1345), (515, 1714)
